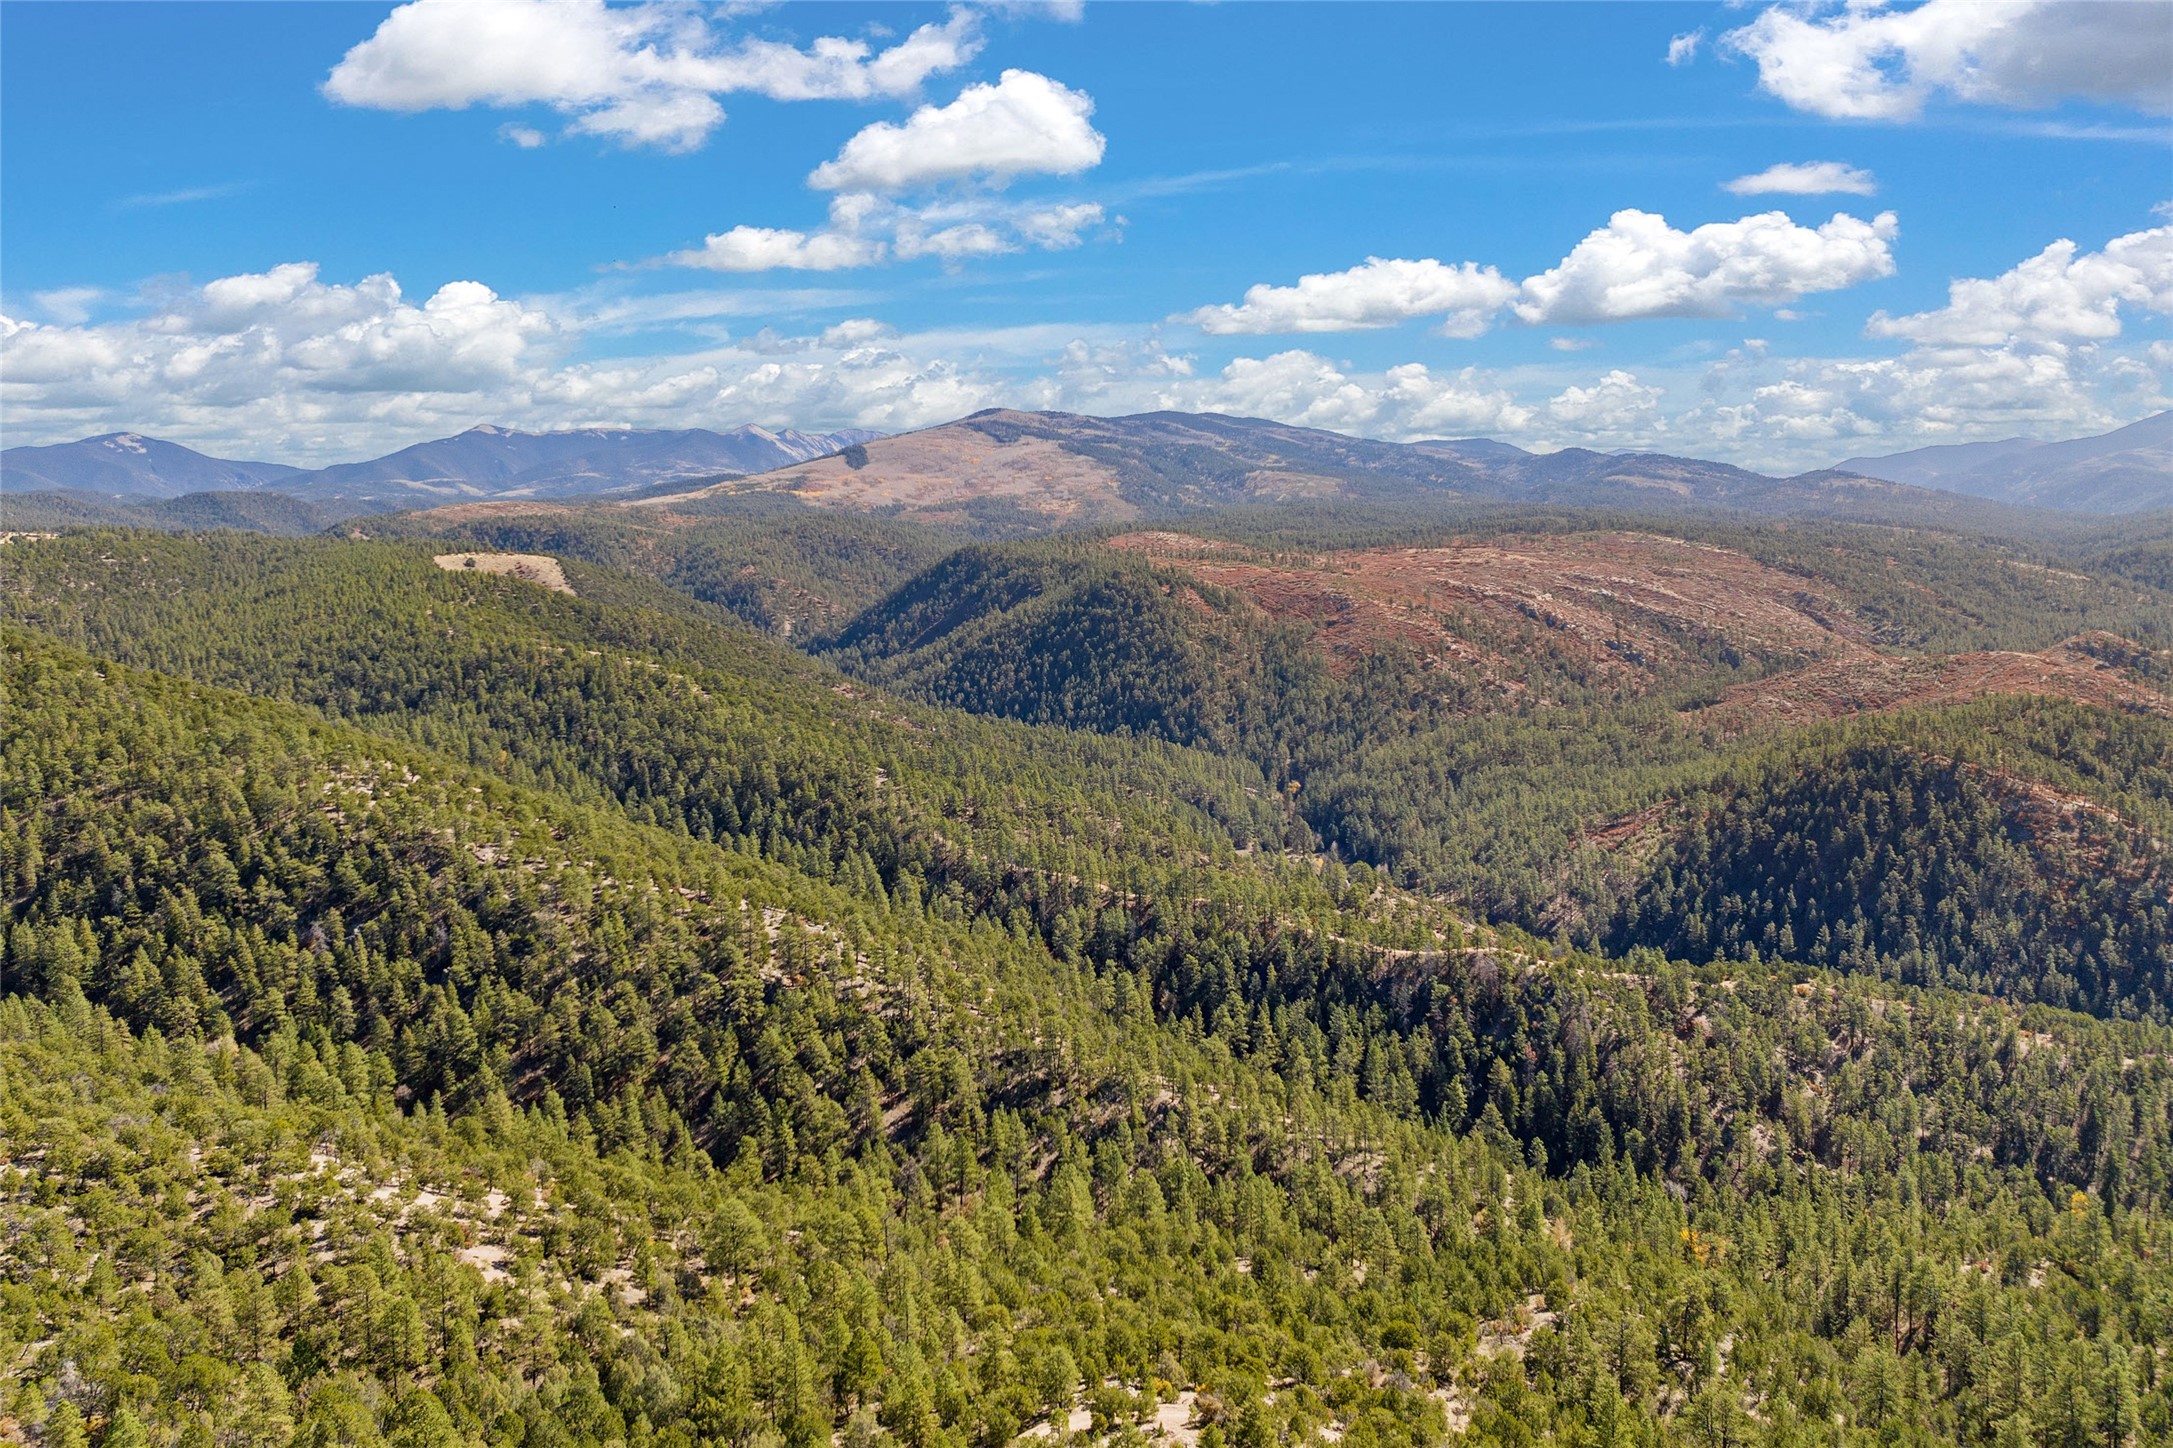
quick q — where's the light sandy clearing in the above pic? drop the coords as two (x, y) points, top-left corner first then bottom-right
(457, 1243), (513, 1283)
(434, 552), (575, 595)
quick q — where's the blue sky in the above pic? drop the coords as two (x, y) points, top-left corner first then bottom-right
(3, 0), (2169, 469)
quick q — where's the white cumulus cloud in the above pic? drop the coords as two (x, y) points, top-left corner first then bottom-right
(3, 262), (558, 449)
(1513, 209), (1899, 325)
(1148, 351), (1533, 440)
(1014, 202), (1107, 251)
(1688, 343), (2145, 455)
(1721, 0), (2173, 122)
(667, 225), (886, 273)
(1866, 224), (2173, 345)
(0, 261), (1014, 458)
(8, 246), (2161, 477)
(810, 69), (1105, 192)
(887, 196), (1105, 263)
(1724, 161), (1878, 197)
(655, 195), (1106, 274)
(1184, 209), (1899, 337)
(1186, 258), (1519, 337)
(324, 0), (983, 151)
(1379, 362), (1537, 436)
(1547, 369), (1664, 429)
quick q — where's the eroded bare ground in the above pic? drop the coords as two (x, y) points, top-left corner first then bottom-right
(625, 420), (1140, 526)
(1111, 529), (1873, 683)
(1687, 637), (2173, 735)
(1112, 530), (2173, 729)
(432, 551), (576, 596)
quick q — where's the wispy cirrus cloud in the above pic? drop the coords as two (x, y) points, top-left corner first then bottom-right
(32, 287), (105, 325)
(115, 181), (252, 210)
(1724, 161), (1877, 197)
(649, 192), (1109, 275)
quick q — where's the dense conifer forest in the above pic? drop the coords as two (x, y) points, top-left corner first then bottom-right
(4, 515), (2172, 1447)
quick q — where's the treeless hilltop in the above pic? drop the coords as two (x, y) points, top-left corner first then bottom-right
(624, 411), (1141, 525)
(432, 551), (575, 595)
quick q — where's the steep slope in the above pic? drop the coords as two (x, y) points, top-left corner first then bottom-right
(9, 615), (2173, 1446)
(0, 424), (886, 514)
(9, 540), (2173, 1443)
(0, 531), (1317, 915)
(0, 631), (1488, 1440)
(827, 545), (1322, 751)
(825, 524), (1905, 762)
(827, 519), (2173, 1012)
(1838, 411), (2173, 513)
(1110, 526), (1875, 684)
(1836, 435), (2043, 489)
(842, 520), (2173, 746)
(1686, 634), (2173, 735)
(1606, 705), (2173, 1016)
(0, 431), (301, 497)
(292, 422), (884, 508)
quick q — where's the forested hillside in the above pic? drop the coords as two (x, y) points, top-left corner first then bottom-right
(5, 527), (2172, 1446)
(0, 488), (338, 536)
(814, 519), (2173, 1022)
(355, 503), (965, 641)
(1606, 706), (2173, 1016)
(826, 547), (1323, 752)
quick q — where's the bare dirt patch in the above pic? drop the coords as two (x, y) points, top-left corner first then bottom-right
(456, 1244), (513, 1283)
(1476, 1293), (1558, 1360)
(433, 551), (575, 595)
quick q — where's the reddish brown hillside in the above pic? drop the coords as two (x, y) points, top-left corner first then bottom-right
(1688, 639), (2173, 735)
(1109, 529), (1875, 683)
(625, 412), (1140, 525)
(382, 500), (578, 527)
(1109, 530), (2173, 731)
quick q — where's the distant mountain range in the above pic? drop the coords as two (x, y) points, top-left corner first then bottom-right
(1835, 411), (2173, 513)
(623, 406), (2047, 528)
(0, 431), (305, 497)
(1, 423), (884, 507)
(6, 410), (2168, 535)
